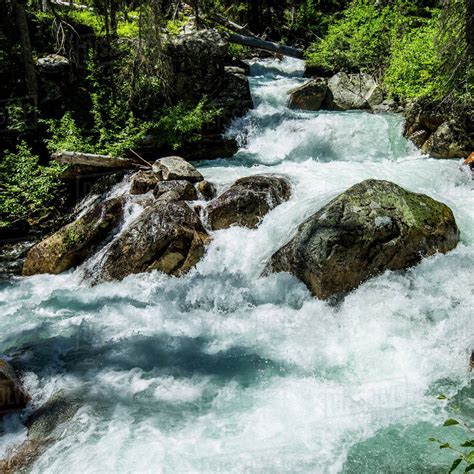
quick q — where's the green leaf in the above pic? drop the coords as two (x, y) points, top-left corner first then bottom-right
(461, 441), (474, 448)
(429, 437), (439, 442)
(465, 465), (474, 473)
(440, 443), (451, 449)
(449, 458), (462, 473)
(467, 452), (474, 464)
(444, 419), (460, 427)
(438, 394), (447, 400)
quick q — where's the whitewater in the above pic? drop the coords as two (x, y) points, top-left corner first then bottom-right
(0, 57), (473, 473)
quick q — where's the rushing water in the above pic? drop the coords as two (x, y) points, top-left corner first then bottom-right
(0, 58), (473, 473)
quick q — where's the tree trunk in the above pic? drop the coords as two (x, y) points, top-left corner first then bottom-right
(466, 0), (474, 59)
(224, 32), (304, 59)
(13, 0), (38, 107)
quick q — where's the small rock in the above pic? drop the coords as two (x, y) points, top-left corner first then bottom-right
(35, 54), (69, 74)
(153, 180), (198, 201)
(130, 170), (161, 195)
(287, 78), (327, 111)
(268, 179), (459, 299)
(22, 198), (124, 276)
(0, 360), (29, 416)
(196, 180), (217, 200)
(408, 129), (431, 148)
(207, 175), (291, 230)
(152, 156), (203, 183)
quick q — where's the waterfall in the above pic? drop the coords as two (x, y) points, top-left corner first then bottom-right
(0, 57), (473, 473)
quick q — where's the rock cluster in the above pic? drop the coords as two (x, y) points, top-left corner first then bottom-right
(23, 159), (291, 282)
(404, 102), (472, 159)
(288, 72), (383, 112)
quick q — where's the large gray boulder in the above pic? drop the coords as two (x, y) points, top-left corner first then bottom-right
(153, 156), (203, 183)
(287, 78), (328, 111)
(268, 179), (459, 299)
(207, 175), (291, 230)
(166, 29), (228, 104)
(23, 198), (124, 276)
(326, 73), (383, 110)
(95, 201), (209, 282)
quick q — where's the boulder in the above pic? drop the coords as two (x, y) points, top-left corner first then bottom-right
(196, 180), (217, 200)
(166, 29), (228, 104)
(0, 359), (30, 415)
(130, 170), (161, 195)
(207, 175), (292, 230)
(153, 180), (198, 201)
(207, 71), (254, 129)
(36, 54), (69, 74)
(94, 201), (209, 281)
(421, 121), (471, 159)
(152, 156), (203, 183)
(268, 179), (459, 299)
(22, 198), (124, 276)
(326, 73), (383, 111)
(287, 78), (327, 111)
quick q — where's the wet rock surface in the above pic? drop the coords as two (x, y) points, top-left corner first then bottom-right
(268, 179), (459, 299)
(152, 156), (203, 183)
(22, 197), (124, 276)
(94, 200), (209, 282)
(207, 175), (291, 230)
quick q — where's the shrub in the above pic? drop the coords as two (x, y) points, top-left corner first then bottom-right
(305, 0), (397, 74)
(384, 16), (442, 100)
(0, 143), (65, 229)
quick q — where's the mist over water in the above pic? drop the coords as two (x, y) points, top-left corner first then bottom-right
(1, 57), (473, 473)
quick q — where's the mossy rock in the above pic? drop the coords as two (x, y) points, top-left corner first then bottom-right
(23, 197), (124, 276)
(268, 179), (459, 299)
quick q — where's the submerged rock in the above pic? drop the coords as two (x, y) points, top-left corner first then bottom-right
(95, 200), (209, 281)
(0, 391), (80, 473)
(207, 175), (291, 230)
(326, 72), (383, 111)
(153, 180), (198, 201)
(0, 360), (29, 415)
(130, 170), (161, 195)
(22, 198), (124, 276)
(152, 156), (203, 183)
(287, 78), (327, 111)
(268, 179), (459, 299)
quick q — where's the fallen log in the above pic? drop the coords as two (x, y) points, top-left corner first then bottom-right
(52, 151), (137, 169)
(224, 32), (304, 59)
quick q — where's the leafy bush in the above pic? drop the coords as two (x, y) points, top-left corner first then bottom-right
(384, 16), (441, 100)
(305, 0), (397, 74)
(0, 143), (65, 229)
(152, 100), (222, 150)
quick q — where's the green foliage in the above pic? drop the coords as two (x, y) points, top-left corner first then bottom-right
(0, 143), (65, 229)
(384, 16), (441, 99)
(152, 100), (222, 150)
(305, 0), (397, 74)
(431, 395), (474, 473)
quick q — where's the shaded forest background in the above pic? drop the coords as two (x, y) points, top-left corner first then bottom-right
(0, 0), (473, 235)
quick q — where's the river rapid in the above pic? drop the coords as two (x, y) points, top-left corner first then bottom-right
(0, 58), (473, 473)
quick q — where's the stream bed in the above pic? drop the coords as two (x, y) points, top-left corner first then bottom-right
(0, 58), (473, 473)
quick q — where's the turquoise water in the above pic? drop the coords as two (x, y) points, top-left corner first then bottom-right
(0, 58), (473, 473)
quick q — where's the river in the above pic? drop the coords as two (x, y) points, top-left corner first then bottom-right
(0, 57), (473, 473)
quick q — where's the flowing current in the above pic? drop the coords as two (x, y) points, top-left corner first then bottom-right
(1, 58), (473, 473)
